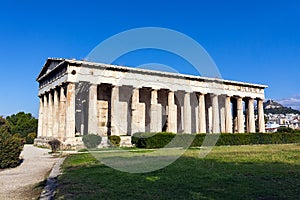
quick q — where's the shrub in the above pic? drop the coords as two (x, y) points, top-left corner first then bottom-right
(26, 132), (36, 144)
(82, 134), (102, 148)
(277, 127), (294, 133)
(0, 132), (24, 168)
(132, 132), (300, 148)
(108, 135), (121, 147)
(132, 132), (175, 148)
(0, 116), (10, 134)
(48, 139), (61, 153)
(13, 133), (22, 138)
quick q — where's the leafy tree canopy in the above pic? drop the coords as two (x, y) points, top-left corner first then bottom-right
(0, 116), (10, 134)
(6, 112), (38, 137)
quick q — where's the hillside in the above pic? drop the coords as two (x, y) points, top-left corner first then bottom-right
(264, 100), (300, 114)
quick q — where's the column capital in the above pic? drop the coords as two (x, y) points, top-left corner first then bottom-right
(234, 95), (245, 99)
(168, 90), (175, 94)
(256, 98), (265, 101)
(111, 84), (121, 88)
(150, 86), (161, 90)
(210, 93), (219, 98)
(198, 92), (207, 96)
(246, 96), (255, 100)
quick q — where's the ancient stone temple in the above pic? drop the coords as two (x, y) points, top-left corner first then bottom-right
(35, 58), (267, 147)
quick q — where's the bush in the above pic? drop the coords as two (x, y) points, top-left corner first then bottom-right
(132, 132), (300, 148)
(0, 116), (10, 134)
(108, 135), (121, 147)
(277, 127), (294, 133)
(0, 132), (24, 168)
(26, 132), (36, 144)
(48, 139), (61, 153)
(132, 132), (176, 148)
(13, 133), (22, 138)
(82, 134), (102, 148)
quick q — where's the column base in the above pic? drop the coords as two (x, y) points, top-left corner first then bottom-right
(34, 135), (133, 150)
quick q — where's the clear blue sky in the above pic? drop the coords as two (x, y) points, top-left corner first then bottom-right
(0, 0), (300, 117)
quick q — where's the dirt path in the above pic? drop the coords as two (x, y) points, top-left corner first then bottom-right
(0, 145), (59, 200)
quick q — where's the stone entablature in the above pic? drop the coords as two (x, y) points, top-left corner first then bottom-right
(36, 58), (267, 146)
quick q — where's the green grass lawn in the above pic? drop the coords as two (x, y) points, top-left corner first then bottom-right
(55, 144), (300, 200)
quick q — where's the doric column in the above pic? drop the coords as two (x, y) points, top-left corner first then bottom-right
(237, 97), (244, 133)
(88, 84), (98, 135)
(258, 98), (266, 133)
(183, 92), (191, 133)
(111, 85), (120, 135)
(37, 96), (44, 137)
(206, 94), (213, 133)
(43, 94), (48, 138)
(47, 92), (53, 137)
(150, 89), (162, 132)
(65, 83), (76, 138)
(219, 96), (226, 133)
(59, 86), (66, 140)
(52, 89), (59, 138)
(225, 96), (233, 133)
(131, 88), (145, 134)
(247, 98), (256, 133)
(232, 99), (238, 133)
(198, 93), (206, 133)
(167, 91), (177, 133)
(212, 94), (220, 133)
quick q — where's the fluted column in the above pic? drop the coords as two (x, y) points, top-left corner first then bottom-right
(65, 83), (76, 138)
(225, 96), (233, 133)
(37, 96), (44, 137)
(198, 93), (206, 133)
(208, 108), (213, 133)
(88, 84), (98, 135)
(219, 96), (226, 133)
(167, 91), (177, 133)
(111, 85), (120, 135)
(247, 98), (256, 133)
(258, 99), (266, 133)
(237, 97), (244, 133)
(43, 94), (48, 138)
(131, 88), (145, 134)
(52, 89), (59, 138)
(47, 92), (53, 137)
(183, 92), (191, 133)
(59, 86), (66, 140)
(232, 99), (238, 133)
(150, 89), (162, 132)
(212, 94), (220, 133)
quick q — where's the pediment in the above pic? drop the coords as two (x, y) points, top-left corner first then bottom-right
(36, 58), (65, 81)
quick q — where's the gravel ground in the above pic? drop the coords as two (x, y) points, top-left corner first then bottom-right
(0, 145), (59, 200)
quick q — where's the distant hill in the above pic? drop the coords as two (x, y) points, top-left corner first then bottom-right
(263, 99), (300, 114)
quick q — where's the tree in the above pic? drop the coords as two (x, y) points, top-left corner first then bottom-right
(0, 132), (24, 168)
(0, 116), (10, 134)
(6, 112), (38, 138)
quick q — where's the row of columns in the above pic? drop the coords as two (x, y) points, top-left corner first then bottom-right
(92, 85), (265, 135)
(37, 83), (76, 139)
(173, 91), (263, 134)
(38, 82), (266, 139)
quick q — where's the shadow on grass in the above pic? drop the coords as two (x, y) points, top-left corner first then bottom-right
(55, 152), (300, 200)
